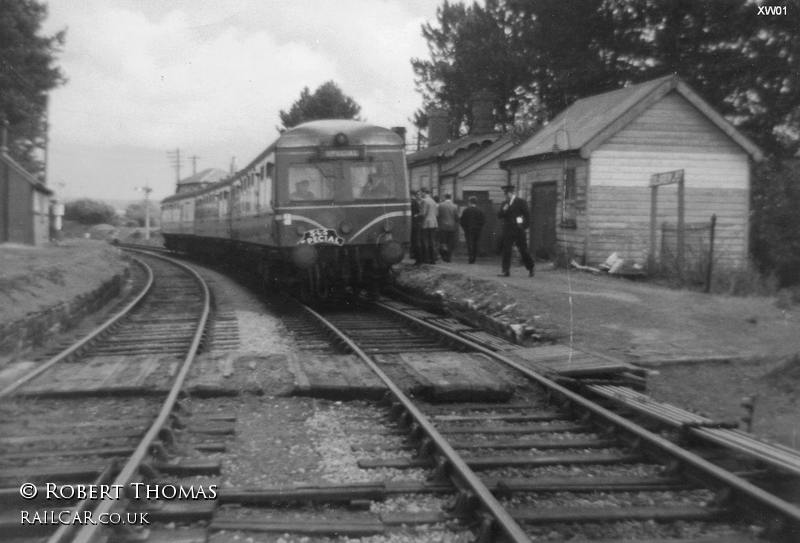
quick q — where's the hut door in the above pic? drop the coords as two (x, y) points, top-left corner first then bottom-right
(530, 182), (557, 260)
(462, 190), (493, 257)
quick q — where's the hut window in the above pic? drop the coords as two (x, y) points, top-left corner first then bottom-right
(561, 167), (577, 228)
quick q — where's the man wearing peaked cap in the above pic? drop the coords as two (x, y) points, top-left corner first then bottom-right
(497, 183), (534, 277)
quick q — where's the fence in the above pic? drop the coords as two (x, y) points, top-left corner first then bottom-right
(660, 215), (717, 289)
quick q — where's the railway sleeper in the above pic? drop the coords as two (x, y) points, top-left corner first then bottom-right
(200, 505), (727, 538)
(357, 451), (644, 470)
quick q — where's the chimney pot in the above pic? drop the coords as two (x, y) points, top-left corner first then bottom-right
(391, 126), (406, 144)
(427, 108), (449, 147)
(470, 90), (495, 135)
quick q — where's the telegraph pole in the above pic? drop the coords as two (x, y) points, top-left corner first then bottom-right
(136, 184), (153, 240)
(189, 155), (200, 176)
(167, 148), (182, 191)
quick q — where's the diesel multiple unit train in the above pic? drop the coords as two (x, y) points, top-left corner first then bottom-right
(160, 120), (410, 297)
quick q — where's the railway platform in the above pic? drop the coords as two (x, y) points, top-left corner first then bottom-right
(0, 240), (129, 364)
(394, 256), (800, 367)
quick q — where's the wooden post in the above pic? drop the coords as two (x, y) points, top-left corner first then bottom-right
(649, 169), (685, 279)
(0, 118), (8, 154)
(677, 174), (685, 282)
(649, 186), (658, 274)
(705, 214), (716, 293)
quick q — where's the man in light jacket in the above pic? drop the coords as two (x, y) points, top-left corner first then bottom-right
(417, 187), (438, 264)
(436, 193), (458, 262)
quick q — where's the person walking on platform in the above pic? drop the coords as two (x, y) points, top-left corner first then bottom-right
(417, 187), (438, 264)
(497, 184), (534, 277)
(436, 193), (458, 262)
(459, 196), (485, 264)
(410, 190), (422, 264)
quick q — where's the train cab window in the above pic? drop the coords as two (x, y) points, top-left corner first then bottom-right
(354, 161), (396, 200)
(288, 165), (334, 201)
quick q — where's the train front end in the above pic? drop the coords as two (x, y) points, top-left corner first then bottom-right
(272, 120), (410, 296)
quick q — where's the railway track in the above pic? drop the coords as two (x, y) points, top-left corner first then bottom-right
(3, 245), (798, 542)
(218, 296), (798, 542)
(0, 250), (215, 542)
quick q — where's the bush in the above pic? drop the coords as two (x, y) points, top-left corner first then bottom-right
(708, 264), (778, 297)
(751, 158), (800, 287)
(64, 198), (117, 225)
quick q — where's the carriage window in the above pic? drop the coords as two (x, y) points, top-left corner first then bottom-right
(288, 165), (334, 201)
(353, 161), (396, 200)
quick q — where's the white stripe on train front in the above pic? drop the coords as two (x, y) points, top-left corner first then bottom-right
(286, 202), (409, 210)
(277, 210), (410, 243)
(348, 211), (407, 243)
(278, 214), (326, 229)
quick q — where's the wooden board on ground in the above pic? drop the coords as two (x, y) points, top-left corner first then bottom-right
(509, 344), (644, 377)
(184, 353), (269, 396)
(397, 352), (513, 402)
(20, 355), (169, 395)
(288, 353), (387, 400)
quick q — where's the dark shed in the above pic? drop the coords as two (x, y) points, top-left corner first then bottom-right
(1, 151), (53, 245)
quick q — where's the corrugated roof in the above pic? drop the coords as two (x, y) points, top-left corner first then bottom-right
(503, 76), (674, 162)
(501, 74), (763, 164)
(177, 168), (228, 186)
(407, 133), (500, 166)
(440, 133), (517, 177)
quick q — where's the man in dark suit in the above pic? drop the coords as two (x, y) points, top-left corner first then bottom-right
(497, 184), (534, 277)
(459, 196), (485, 263)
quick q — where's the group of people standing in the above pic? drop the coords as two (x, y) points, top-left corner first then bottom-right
(409, 184), (534, 277)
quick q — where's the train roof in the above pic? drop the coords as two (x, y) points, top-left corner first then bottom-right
(161, 120), (402, 205)
(277, 120), (403, 148)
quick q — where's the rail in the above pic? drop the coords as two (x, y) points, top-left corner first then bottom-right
(375, 300), (800, 535)
(0, 256), (154, 398)
(55, 250), (211, 543)
(298, 301), (532, 543)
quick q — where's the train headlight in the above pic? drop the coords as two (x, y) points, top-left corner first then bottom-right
(333, 132), (348, 146)
(339, 221), (353, 235)
(292, 244), (318, 269)
(295, 225), (307, 236)
(379, 240), (404, 265)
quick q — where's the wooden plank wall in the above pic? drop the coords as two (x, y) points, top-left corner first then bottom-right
(587, 91), (750, 266)
(508, 157), (589, 261)
(586, 91), (751, 268)
(409, 163), (437, 194)
(601, 92), (742, 154)
(461, 159), (509, 203)
(588, 185), (748, 267)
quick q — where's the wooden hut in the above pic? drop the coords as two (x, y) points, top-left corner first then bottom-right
(1, 149), (53, 245)
(499, 75), (764, 270)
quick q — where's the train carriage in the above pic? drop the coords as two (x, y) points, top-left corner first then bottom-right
(161, 120), (410, 297)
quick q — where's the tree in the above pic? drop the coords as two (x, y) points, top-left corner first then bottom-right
(411, 0), (529, 137)
(412, 0), (800, 155)
(124, 201), (160, 227)
(750, 158), (800, 287)
(0, 0), (66, 177)
(278, 81), (361, 131)
(616, 0), (800, 155)
(64, 199), (117, 226)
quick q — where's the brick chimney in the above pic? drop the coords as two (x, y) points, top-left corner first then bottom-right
(469, 89), (495, 135)
(390, 126), (406, 144)
(427, 108), (449, 147)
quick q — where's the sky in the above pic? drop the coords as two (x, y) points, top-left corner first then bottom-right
(42, 0), (442, 204)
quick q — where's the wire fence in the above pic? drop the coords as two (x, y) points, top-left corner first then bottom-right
(660, 216), (717, 287)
